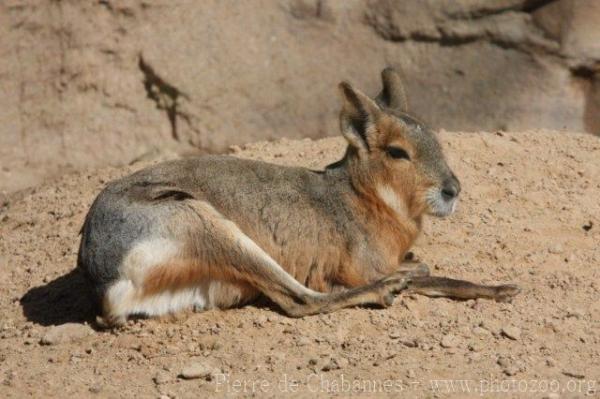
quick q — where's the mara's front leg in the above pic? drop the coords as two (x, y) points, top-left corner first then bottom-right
(392, 257), (521, 302)
(405, 276), (520, 302)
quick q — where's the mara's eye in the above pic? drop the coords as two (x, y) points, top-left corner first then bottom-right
(386, 146), (410, 160)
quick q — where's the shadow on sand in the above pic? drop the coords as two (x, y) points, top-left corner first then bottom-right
(20, 268), (96, 326)
(19, 268), (395, 327)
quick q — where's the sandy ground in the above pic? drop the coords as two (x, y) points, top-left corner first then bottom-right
(1, 130), (599, 398)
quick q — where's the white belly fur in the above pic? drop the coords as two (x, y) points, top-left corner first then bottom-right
(104, 279), (212, 317)
(104, 278), (254, 318)
(105, 238), (214, 318)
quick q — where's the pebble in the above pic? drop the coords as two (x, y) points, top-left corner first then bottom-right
(388, 331), (418, 348)
(501, 366), (518, 377)
(440, 334), (459, 349)
(549, 244), (563, 254)
(153, 371), (171, 385)
(565, 308), (584, 319)
(296, 336), (311, 346)
(401, 338), (418, 348)
(478, 320), (498, 333)
(88, 384), (102, 394)
(336, 357), (349, 369)
(180, 363), (216, 380)
(468, 342), (483, 352)
(501, 326), (521, 340)
(466, 352), (481, 362)
(1, 319), (15, 331)
(321, 357), (341, 372)
(115, 335), (142, 351)
(562, 370), (585, 379)
(40, 323), (94, 345)
(165, 346), (179, 355)
(254, 315), (268, 327)
(472, 326), (489, 336)
(497, 357), (520, 376)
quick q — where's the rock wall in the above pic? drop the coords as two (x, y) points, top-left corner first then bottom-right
(1, 0), (599, 193)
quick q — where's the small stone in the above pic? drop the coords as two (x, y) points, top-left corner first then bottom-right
(40, 323), (94, 346)
(115, 335), (142, 351)
(472, 326), (489, 336)
(336, 357), (349, 369)
(88, 384), (102, 394)
(321, 357), (340, 372)
(180, 363), (216, 380)
(254, 315), (268, 327)
(562, 370), (585, 379)
(497, 357), (519, 376)
(467, 352), (481, 362)
(501, 326), (521, 340)
(440, 333), (459, 349)
(565, 308), (584, 319)
(406, 369), (416, 379)
(478, 320), (498, 333)
(153, 371), (171, 385)
(401, 338), (418, 348)
(546, 357), (556, 367)
(549, 244), (563, 254)
(165, 346), (179, 355)
(468, 342), (483, 352)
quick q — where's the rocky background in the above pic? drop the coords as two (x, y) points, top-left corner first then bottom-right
(1, 0), (600, 193)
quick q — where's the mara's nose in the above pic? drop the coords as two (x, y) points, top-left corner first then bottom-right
(441, 177), (461, 201)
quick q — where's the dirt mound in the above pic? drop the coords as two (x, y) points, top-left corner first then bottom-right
(1, 130), (599, 398)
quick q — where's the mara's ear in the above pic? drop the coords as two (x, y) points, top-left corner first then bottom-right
(338, 81), (381, 153)
(376, 67), (408, 112)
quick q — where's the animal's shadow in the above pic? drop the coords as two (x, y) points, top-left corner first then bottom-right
(20, 268), (96, 326)
(20, 270), (391, 327)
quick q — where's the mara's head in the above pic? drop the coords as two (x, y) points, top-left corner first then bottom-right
(333, 67), (460, 219)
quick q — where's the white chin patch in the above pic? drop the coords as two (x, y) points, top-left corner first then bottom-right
(427, 189), (458, 217)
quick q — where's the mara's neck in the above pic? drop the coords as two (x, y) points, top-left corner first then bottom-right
(324, 163), (422, 259)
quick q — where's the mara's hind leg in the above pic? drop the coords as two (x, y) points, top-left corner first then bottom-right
(405, 276), (520, 302)
(172, 200), (423, 319)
